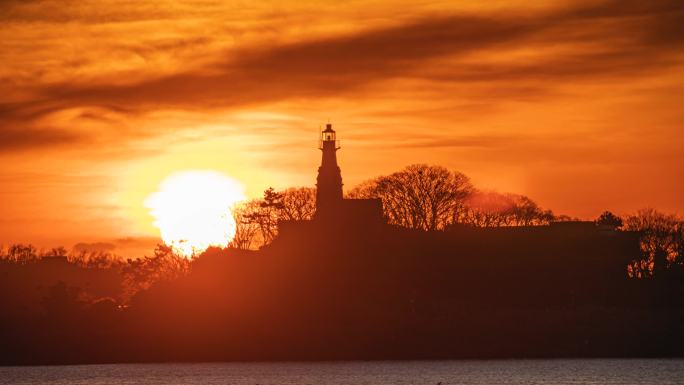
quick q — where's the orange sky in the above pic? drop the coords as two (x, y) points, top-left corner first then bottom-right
(1, 0), (683, 256)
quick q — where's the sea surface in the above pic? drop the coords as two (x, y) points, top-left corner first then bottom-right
(1, 359), (683, 385)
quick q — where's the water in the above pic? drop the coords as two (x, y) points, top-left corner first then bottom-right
(1, 359), (683, 385)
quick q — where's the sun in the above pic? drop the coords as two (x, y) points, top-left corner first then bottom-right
(145, 171), (246, 258)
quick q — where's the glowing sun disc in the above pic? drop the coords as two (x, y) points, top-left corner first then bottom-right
(145, 171), (246, 258)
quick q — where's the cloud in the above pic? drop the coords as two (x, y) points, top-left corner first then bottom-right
(395, 135), (522, 149)
(1, 0), (683, 153)
(0, 0), (204, 23)
(0, 126), (82, 153)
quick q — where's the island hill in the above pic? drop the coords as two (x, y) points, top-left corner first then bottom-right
(1, 125), (683, 365)
(276, 123), (639, 282)
(125, 125), (676, 362)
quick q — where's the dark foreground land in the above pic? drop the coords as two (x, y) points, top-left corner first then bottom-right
(1, 222), (684, 365)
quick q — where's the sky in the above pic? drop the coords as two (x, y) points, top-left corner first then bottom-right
(1, 0), (683, 255)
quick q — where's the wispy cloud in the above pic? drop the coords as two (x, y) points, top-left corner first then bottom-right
(1, 0), (682, 153)
(0, 126), (82, 152)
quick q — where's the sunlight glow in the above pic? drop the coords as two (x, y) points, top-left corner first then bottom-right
(145, 171), (246, 258)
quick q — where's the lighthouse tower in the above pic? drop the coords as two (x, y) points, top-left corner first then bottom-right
(315, 123), (343, 218)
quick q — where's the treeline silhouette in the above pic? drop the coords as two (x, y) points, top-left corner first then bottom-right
(231, 164), (683, 278)
(1, 164), (683, 364)
(231, 165), (563, 249)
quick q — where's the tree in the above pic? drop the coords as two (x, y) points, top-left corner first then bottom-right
(68, 250), (123, 269)
(509, 195), (552, 226)
(241, 187), (283, 246)
(234, 187), (316, 249)
(230, 199), (262, 250)
(349, 164), (474, 231)
(121, 244), (190, 300)
(5, 244), (38, 264)
(596, 211), (623, 229)
(460, 191), (517, 227)
(459, 191), (555, 228)
(279, 187), (316, 221)
(624, 208), (681, 277)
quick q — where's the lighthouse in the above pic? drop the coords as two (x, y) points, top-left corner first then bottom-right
(276, 122), (383, 237)
(315, 123), (343, 218)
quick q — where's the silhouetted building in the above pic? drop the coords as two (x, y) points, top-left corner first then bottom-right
(313, 124), (383, 224)
(315, 124), (343, 218)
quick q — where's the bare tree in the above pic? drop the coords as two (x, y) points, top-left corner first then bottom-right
(242, 187), (283, 245)
(460, 191), (517, 227)
(625, 208), (682, 277)
(460, 191), (555, 228)
(4, 244), (38, 264)
(67, 250), (123, 269)
(279, 187), (316, 221)
(230, 200), (262, 250)
(349, 164), (474, 231)
(509, 195), (553, 226)
(234, 187), (316, 249)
